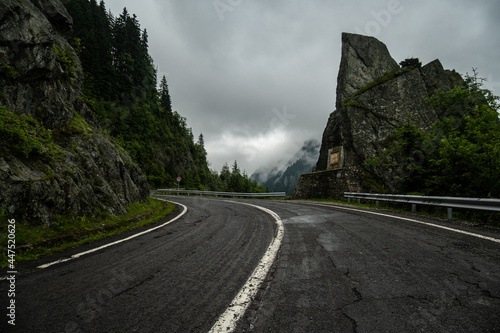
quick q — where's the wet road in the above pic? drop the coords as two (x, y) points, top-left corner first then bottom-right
(1, 197), (276, 332)
(1, 196), (499, 332)
(236, 200), (500, 332)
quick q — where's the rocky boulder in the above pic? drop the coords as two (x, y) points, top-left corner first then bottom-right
(294, 33), (463, 199)
(335, 33), (400, 109)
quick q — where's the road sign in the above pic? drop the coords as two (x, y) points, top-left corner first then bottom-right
(176, 176), (181, 191)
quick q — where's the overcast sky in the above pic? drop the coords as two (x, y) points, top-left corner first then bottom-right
(103, 0), (500, 174)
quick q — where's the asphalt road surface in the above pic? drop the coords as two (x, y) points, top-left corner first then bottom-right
(235, 200), (500, 333)
(1, 197), (275, 332)
(1, 196), (500, 332)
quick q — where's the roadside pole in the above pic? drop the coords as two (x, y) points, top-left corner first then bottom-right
(176, 176), (181, 195)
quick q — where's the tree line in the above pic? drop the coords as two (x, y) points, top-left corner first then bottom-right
(204, 161), (267, 193)
(64, 0), (265, 192)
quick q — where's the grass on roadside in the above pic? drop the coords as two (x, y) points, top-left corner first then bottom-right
(0, 198), (175, 267)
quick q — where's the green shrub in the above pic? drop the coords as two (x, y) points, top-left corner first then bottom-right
(399, 57), (422, 69)
(0, 64), (17, 80)
(51, 44), (77, 78)
(0, 106), (62, 160)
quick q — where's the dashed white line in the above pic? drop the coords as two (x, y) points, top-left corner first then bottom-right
(208, 201), (284, 333)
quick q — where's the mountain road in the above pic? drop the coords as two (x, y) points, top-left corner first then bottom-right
(1, 196), (499, 332)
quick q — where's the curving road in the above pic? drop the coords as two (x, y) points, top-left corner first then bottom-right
(1, 196), (500, 332)
(1, 197), (277, 332)
(235, 200), (500, 332)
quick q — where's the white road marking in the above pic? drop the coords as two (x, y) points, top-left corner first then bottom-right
(310, 202), (500, 244)
(208, 201), (284, 333)
(35, 199), (187, 269)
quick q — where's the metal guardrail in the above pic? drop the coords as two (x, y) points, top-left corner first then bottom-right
(156, 189), (286, 199)
(344, 192), (500, 219)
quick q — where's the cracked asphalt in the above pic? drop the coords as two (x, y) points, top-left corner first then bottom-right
(235, 200), (500, 332)
(2, 197), (499, 332)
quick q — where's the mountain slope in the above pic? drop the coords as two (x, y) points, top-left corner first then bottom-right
(251, 139), (319, 196)
(0, 0), (214, 225)
(0, 0), (149, 225)
(64, 0), (211, 188)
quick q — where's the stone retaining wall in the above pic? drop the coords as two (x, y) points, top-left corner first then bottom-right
(293, 166), (364, 199)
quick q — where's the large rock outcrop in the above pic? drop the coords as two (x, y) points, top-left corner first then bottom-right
(0, 0), (82, 127)
(335, 33), (400, 109)
(0, 0), (149, 225)
(294, 33), (462, 199)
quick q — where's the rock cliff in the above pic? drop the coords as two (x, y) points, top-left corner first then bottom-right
(0, 0), (149, 225)
(335, 33), (400, 109)
(294, 33), (463, 199)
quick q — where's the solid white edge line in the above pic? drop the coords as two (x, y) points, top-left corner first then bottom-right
(309, 202), (500, 244)
(35, 199), (187, 269)
(208, 201), (284, 333)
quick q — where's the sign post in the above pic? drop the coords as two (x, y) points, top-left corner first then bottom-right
(176, 176), (181, 193)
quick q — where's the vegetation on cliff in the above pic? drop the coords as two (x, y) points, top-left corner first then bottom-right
(64, 0), (210, 188)
(64, 0), (264, 192)
(364, 71), (500, 198)
(0, 0), (265, 232)
(0, 107), (62, 161)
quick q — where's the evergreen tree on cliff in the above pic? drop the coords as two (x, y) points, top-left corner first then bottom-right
(64, 0), (210, 188)
(65, 0), (115, 99)
(112, 8), (156, 100)
(159, 75), (173, 114)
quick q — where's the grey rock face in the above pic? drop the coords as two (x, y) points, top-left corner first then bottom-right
(295, 33), (463, 198)
(420, 59), (463, 99)
(335, 33), (400, 109)
(30, 0), (74, 36)
(0, 0), (149, 225)
(0, 132), (149, 225)
(0, 0), (79, 128)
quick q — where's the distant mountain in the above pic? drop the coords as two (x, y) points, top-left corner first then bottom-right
(251, 139), (320, 196)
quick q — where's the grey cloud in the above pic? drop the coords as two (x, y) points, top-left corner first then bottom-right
(103, 0), (500, 173)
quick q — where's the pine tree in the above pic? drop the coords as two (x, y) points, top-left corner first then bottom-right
(220, 163), (231, 180)
(159, 75), (172, 114)
(64, 1), (268, 191)
(197, 133), (205, 148)
(65, 0), (116, 99)
(232, 160), (240, 175)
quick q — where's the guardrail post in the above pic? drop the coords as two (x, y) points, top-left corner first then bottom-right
(342, 191), (500, 217)
(376, 200), (379, 207)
